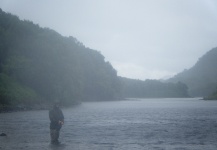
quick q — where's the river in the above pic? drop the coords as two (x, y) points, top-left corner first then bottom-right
(1, 98), (217, 150)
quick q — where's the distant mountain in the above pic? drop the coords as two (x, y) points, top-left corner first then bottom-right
(168, 47), (217, 97)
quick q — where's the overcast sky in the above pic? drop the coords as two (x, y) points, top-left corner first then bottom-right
(1, 0), (217, 80)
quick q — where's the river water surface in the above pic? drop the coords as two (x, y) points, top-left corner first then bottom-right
(1, 98), (217, 150)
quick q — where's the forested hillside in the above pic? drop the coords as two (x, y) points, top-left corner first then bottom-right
(0, 9), (121, 107)
(168, 47), (217, 97)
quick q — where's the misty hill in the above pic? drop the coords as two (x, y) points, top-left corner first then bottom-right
(0, 8), (121, 107)
(168, 47), (217, 97)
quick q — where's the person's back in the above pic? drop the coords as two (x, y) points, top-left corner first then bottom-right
(49, 102), (64, 144)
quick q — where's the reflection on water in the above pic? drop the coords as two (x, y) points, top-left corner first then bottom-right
(1, 98), (217, 150)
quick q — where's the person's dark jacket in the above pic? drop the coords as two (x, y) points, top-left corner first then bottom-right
(49, 106), (64, 131)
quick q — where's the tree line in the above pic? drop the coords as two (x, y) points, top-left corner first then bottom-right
(120, 77), (189, 98)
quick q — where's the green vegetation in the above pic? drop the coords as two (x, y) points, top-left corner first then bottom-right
(0, 9), (190, 110)
(0, 73), (39, 105)
(204, 89), (217, 100)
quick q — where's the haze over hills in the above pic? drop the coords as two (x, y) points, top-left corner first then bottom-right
(0, 8), (215, 110)
(168, 47), (217, 97)
(0, 8), (121, 106)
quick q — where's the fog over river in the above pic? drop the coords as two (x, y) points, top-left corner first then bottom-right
(1, 98), (217, 150)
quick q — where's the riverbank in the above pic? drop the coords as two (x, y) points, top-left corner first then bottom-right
(203, 96), (217, 100)
(0, 101), (81, 113)
(0, 104), (50, 113)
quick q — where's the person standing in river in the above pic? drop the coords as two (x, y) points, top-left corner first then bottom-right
(49, 102), (64, 144)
